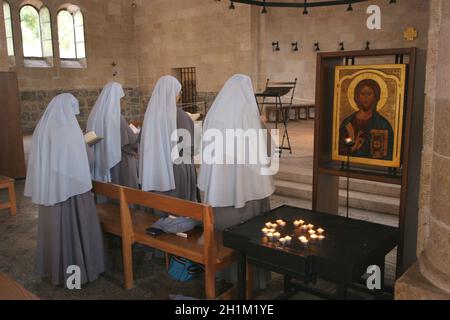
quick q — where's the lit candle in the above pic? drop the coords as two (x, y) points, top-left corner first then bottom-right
(265, 222), (272, 228)
(293, 220), (301, 227)
(284, 236), (292, 244)
(310, 234), (318, 241)
(280, 221), (286, 227)
(262, 228), (269, 235)
(278, 238), (286, 245)
(317, 228), (324, 234)
(308, 229), (316, 235)
(298, 220), (305, 225)
(299, 236), (308, 246)
(267, 232), (273, 241)
(273, 232), (281, 240)
(269, 228), (276, 233)
(300, 225), (308, 231)
(271, 223), (278, 229)
(318, 235), (325, 241)
(307, 224), (314, 230)
(276, 219), (283, 225)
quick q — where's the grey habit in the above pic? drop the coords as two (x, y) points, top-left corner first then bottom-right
(35, 145), (105, 286)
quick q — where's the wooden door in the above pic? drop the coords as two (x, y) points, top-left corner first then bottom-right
(0, 72), (26, 178)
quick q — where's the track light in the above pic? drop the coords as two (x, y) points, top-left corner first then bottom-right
(347, 3), (353, 11)
(229, 1), (235, 9)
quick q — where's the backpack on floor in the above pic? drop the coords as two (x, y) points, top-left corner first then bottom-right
(168, 256), (204, 282)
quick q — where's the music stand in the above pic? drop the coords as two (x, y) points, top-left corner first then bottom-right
(255, 80), (297, 156)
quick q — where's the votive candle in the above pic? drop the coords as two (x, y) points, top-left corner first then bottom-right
(317, 228), (324, 234)
(284, 236), (292, 245)
(308, 229), (316, 235)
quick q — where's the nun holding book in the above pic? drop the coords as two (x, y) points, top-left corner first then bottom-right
(198, 74), (276, 290)
(87, 82), (140, 189)
(24, 93), (105, 286)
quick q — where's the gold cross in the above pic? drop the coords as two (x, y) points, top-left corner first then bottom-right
(403, 27), (418, 41)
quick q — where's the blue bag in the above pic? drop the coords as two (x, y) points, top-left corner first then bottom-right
(168, 256), (204, 282)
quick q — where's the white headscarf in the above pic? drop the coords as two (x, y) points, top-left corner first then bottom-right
(139, 75), (182, 192)
(198, 74), (275, 208)
(86, 82), (124, 181)
(24, 93), (92, 206)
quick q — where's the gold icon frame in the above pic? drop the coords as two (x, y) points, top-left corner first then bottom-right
(332, 64), (407, 168)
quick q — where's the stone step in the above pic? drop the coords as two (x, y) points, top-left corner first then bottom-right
(275, 170), (401, 198)
(274, 180), (400, 216)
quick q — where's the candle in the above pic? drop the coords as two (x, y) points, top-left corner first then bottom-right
(298, 220), (305, 225)
(280, 221), (286, 227)
(307, 224), (314, 230)
(293, 220), (301, 227)
(271, 223), (278, 229)
(317, 228), (324, 234)
(300, 225), (308, 231)
(279, 238), (286, 245)
(265, 222), (272, 228)
(269, 228), (276, 233)
(262, 228), (269, 235)
(308, 229), (316, 235)
(318, 235), (325, 241)
(276, 219), (283, 225)
(310, 234), (318, 241)
(267, 232), (273, 241)
(284, 236), (292, 244)
(273, 232), (281, 240)
(299, 236), (308, 246)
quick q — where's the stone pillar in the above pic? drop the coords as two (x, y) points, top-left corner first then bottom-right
(396, 0), (450, 299)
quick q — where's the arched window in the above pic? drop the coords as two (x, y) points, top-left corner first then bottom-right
(3, 1), (14, 56)
(57, 5), (85, 59)
(19, 3), (53, 58)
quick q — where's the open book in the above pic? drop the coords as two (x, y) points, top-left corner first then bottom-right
(186, 112), (202, 122)
(84, 131), (103, 146)
(129, 123), (141, 135)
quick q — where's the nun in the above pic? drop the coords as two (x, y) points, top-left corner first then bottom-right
(198, 74), (275, 290)
(24, 93), (105, 286)
(139, 75), (197, 204)
(87, 82), (140, 188)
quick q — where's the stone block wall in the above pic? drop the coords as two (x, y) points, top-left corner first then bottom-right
(20, 87), (141, 133)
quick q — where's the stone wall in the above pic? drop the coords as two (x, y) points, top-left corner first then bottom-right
(0, 2), (8, 71)
(20, 87), (141, 133)
(3, 0), (139, 90)
(258, 0), (430, 99)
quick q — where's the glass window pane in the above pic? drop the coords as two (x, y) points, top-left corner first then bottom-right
(3, 2), (14, 56)
(76, 42), (85, 59)
(7, 38), (14, 56)
(39, 7), (50, 23)
(75, 25), (84, 42)
(57, 10), (76, 59)
(74, 11), (83, 27)
(42, 39), (52, 57)
(20, 5), (42, 57)
(41, 22), (51, 40)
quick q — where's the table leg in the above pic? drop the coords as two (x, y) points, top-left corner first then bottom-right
(237, 252), (247, 300)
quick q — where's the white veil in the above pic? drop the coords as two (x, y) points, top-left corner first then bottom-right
(24, 93), (92, 206)
(198, 74), (275, 208)
(139, 75), (181, 192)
(86, 82), (124, 181)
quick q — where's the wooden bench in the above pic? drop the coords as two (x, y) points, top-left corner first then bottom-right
(91, 181), (238, 299)
(0, 176), (16, 215)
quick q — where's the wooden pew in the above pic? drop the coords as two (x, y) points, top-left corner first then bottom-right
(92, 181), (237, 299)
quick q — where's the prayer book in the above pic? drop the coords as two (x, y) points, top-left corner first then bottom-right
(84, 131), (103, 146)
(129, 123), (141, 135)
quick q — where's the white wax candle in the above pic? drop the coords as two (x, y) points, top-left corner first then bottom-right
(273, 232), (281, 239)
(307, 224), (314, 230)
(279, 238), (286, 245)
(317, 228), (324, 234)
(308, 229), (316, 235)
(301, 225), (308, 231)
(280, 221), (286, 227)
(267, 232), (273, 240)
(269, 228), (276, 233)
(318, 235), (325, 241)
(284, 236), (292, 244)
(271, 223), (278, 229)
(262, 228), (269, 235)
(299, 220), (305, 225)
(310, 234), (318, 240)
(265, 222), (272, 228)
(293, 220), (301, 227)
